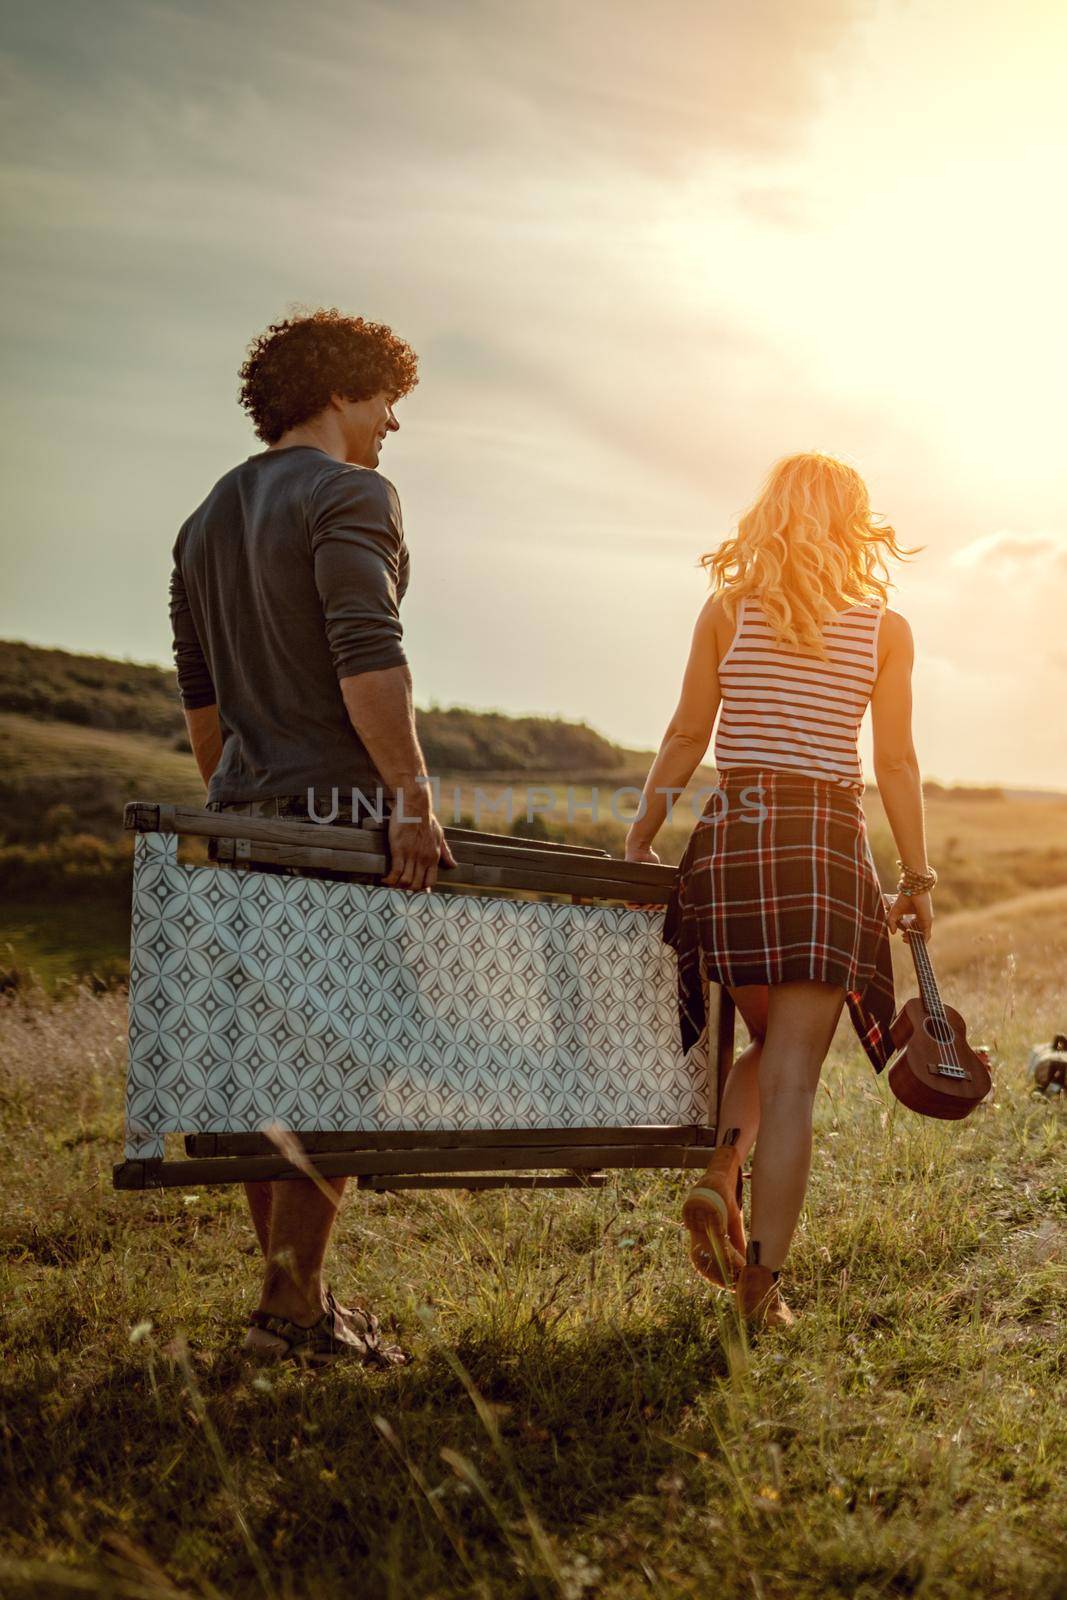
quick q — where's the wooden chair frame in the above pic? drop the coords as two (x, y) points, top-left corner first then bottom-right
(114, 802), (734, 1192)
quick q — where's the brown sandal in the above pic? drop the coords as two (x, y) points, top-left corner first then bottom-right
(681, 1129), (747, 1289)
(736, 1244), (795, 1330)
(240, 1290), (409, 1367)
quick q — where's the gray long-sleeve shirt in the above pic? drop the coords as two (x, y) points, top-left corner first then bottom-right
(170, 445), (410, 805)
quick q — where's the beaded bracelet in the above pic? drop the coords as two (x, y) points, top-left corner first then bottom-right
(895, 859), (937, 896)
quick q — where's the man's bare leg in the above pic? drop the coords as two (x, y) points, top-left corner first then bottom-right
(245, 1182), (272, 1257)
(747, 980), (846, 1269)
(257, 1176), (348, 1325)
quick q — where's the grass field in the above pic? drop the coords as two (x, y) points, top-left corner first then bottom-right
(1, 890), (1064, 1599)
(1, 682), (1065, 1594)
(0, 898), (132, 990)
(0, 711), (205, 800)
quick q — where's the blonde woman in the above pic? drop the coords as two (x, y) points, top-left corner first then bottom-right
(625, 453), (935, 1329)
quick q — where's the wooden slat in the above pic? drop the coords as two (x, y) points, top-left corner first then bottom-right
(124, 801), (678, 899)
(210, 837), (385, 876)
(125, 802), (585, 867)
(189, 1142), (716, 1174)
(113, 1140), (717, 1189)
(443, 826), (609, 858)
(185, 1124), (713, 1158)
(214, 838), (676, 896)
(357, 1174), (607, 1191)
(128, 803), (611, 859)
(445, 839), (660, 884)
(203, 836), (672, 903)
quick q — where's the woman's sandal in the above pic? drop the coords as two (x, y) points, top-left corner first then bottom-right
(681, 1129), (747, 1289)
(736, 1244), (795, 1330)
(240, 1290), (409, 1368)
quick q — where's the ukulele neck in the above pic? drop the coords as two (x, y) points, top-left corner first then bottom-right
(906, 928), (948, 1024)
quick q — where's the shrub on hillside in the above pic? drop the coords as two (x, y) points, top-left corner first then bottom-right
(0, 834), (132, 898)
(44, 804), (77, 839)
(0, 641), (183, 738)
(419, 706), (625, 774)
(0, 775), (136, 845)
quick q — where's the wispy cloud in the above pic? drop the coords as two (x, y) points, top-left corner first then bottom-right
(951, 531), (1067, 570)
(2, 0), (1065, 784)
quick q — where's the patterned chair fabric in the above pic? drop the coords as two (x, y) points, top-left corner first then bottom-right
(125, 832), (711, 1159)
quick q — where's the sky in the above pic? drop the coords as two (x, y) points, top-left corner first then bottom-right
(2, 0), (1066, 786)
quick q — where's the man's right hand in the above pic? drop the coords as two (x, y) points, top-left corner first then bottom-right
(338, 670), (456, 891)
(384, 802), (456, 892)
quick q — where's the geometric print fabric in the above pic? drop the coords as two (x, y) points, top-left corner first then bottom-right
(127, 832), (711, 1151)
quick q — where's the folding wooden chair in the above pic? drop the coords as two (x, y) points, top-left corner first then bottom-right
(113, 802), (734, 1192)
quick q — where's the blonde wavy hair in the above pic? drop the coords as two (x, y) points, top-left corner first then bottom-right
(701, 453), (918, 656)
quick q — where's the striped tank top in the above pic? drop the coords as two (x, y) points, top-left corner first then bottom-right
(713, 596), (883, 791)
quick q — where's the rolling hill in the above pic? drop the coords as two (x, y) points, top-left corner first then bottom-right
(2, 639), (1066, 987)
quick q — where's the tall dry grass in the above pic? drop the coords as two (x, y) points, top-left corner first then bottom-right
(0, 898), (1064, 1599)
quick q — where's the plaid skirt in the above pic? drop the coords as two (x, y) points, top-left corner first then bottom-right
(662, 768), (896, 1073)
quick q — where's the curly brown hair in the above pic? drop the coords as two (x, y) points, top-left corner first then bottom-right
(238, 308), (419, 444)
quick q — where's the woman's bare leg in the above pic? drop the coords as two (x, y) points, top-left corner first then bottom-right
(681, 985), (768, 1285)
(748, 980), (846, 1270)
(717, 1042), (760, 1156)
(717, 985), (769, 1160)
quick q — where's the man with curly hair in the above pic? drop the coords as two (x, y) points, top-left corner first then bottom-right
(169, 308), (453, 1365)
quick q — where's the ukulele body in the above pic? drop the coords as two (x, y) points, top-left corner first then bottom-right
(887, 996), (992, 1119)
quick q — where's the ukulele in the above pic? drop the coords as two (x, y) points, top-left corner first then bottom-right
(886, 918), (992, 1119)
